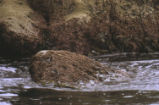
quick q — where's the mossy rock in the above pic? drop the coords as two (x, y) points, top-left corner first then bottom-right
(28, 0), (101, 22)
(29, 50), (112, 88)
(0, 0), (46, 56)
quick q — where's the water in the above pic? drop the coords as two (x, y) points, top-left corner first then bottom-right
(0, 53), (159, 105)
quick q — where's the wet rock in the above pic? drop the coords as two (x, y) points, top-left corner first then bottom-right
(0, 0), (46, 56)
(29, 50), (111, 87)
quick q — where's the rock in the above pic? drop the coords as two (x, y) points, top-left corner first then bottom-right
(28, 0), (97, 22)
(21, 0), (105, 55)
(1, 0), (159, 56)
(29, 50), (111, 87)
(0, 0), (46, 56)
(28, 0), (159, 55)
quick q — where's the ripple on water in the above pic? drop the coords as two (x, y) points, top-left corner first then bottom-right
(70, 59), (158, 91)
(0, 102), (12, 105)
(99, 59), (159, 91)
(0, 93), (18, 97)
(0, 54), (159, 105)
(0, 66), (17, 73)
(0, 57), (159, 92)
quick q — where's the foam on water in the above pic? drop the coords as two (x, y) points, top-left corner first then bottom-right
(0, 54), (159, 105)
(0, 56), (159, 92)
(0, 93), (18, 97)
(0, 102), (12, 105)
(0, 67), (16, 73)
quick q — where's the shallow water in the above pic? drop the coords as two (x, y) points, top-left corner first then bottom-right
(0, 53), (159, 105)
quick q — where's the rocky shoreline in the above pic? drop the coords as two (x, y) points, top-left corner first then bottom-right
(0, 0), (159, 56)
(0, 0), (159, 87)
